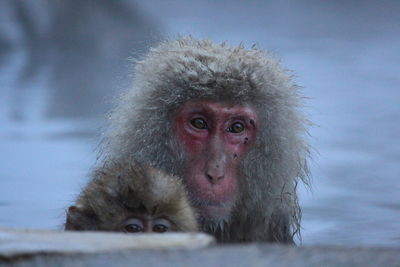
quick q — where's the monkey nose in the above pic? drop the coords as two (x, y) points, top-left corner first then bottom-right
(206, 173), (225, 185)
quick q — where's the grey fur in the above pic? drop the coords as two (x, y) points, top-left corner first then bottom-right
(100, 37), (311, 243)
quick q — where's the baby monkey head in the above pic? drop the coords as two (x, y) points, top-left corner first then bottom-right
(65, 162), (198, 233)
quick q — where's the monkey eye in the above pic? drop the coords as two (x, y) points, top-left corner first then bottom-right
(190, 118), (208, 129)
(227, 122), (244, 133)
(153, 224), (169, 233)
(152, 218), (171, 233)
(124, 224), (143, 233)
(123, 218), (144, 233)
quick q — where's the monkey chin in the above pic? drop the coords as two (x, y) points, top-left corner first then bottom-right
(199, 205), (231, 220)
(192, 198), (235, 220)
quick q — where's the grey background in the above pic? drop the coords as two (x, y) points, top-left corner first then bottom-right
(0, 0), (399, 246)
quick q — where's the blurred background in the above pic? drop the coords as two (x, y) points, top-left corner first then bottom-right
(0, 0), (399, 246)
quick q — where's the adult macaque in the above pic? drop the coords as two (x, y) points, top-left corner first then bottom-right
(101, 38), (310, 243)
(65, 163), (198, 233)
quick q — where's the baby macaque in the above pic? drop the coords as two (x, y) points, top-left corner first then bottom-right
(65, 162), (198, 233)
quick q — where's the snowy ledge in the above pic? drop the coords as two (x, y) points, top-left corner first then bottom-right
(1, 227), (399, 267)
(0, 227), (214, 257)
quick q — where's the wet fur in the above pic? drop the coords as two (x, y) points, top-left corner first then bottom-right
(100, 37), (311, 243)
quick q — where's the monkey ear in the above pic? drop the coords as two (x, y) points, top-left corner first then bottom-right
(67, 205), (82, 215)
(65, 205), (98, 231)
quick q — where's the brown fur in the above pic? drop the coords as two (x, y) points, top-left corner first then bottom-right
(65, 162), (198, 232)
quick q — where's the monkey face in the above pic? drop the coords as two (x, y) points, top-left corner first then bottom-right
(174, 100), (258, 219)
(122, 217), (172, 233)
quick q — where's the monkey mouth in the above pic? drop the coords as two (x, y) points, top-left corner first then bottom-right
(196, 204), (232, 219)
(186, 176), (238, 203)
(189, 195), (235, 218)
(188, 189), (236, 206)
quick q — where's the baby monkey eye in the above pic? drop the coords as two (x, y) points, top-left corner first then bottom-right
(153, 224), (168, 233)
(228, 122), (245, 133)
(190, 118), (208, 129)
(124, 224), (143, 233)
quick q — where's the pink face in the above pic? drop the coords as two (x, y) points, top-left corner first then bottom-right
(174, 100), (257, 219)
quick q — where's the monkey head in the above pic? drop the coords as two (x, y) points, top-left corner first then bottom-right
(102, 37), (310, 243)
(65, 163), (198, 233)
